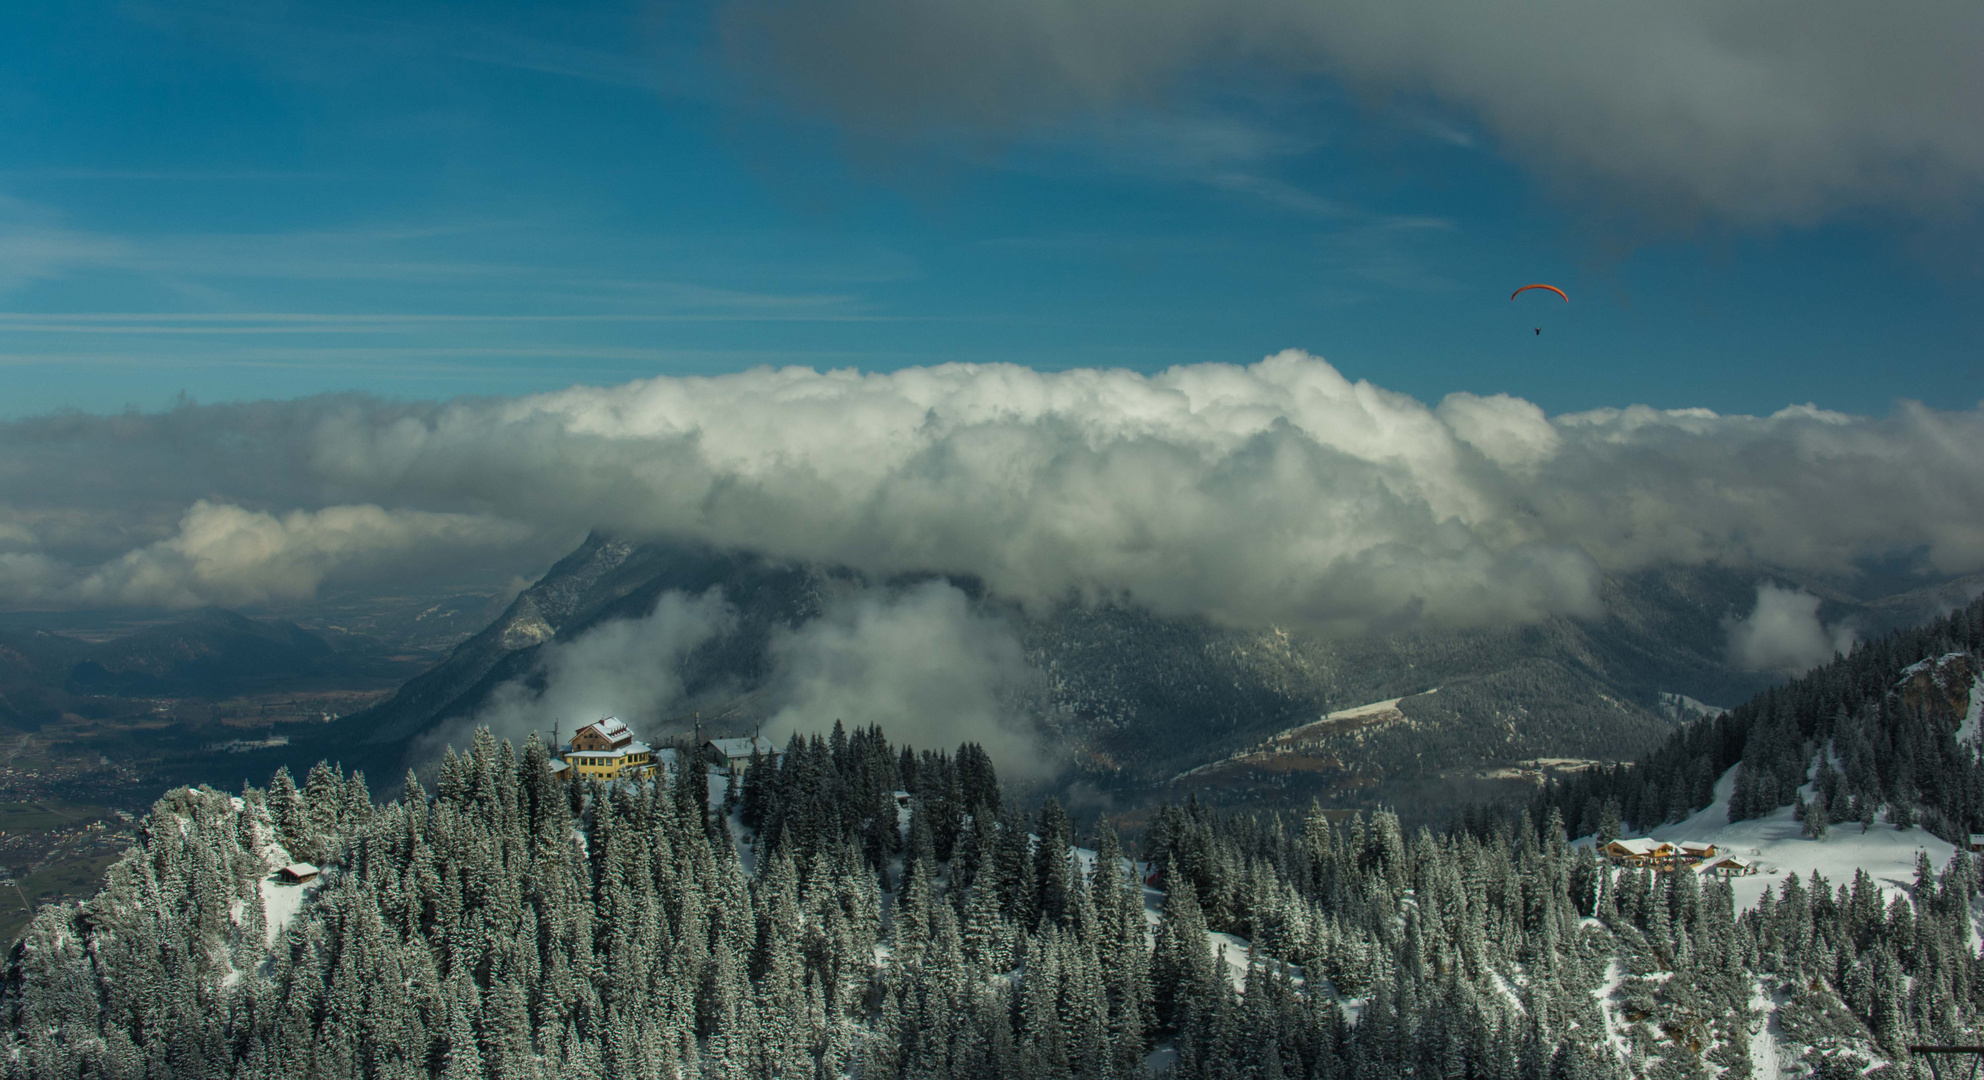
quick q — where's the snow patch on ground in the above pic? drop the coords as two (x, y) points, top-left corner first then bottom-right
(1174, 691), (1435, 781)
(1140, 886), (1165, 942)
(1488, 970), (1527, 1016)
(706, 768), (763, 878)
(1657, 691), (1725, 723)
(1593, 959), (1629, 1062)
(1141, 878), (1275, 990)
(1323, 696), (1412, 722)
(1072, 845), (1098, 875)
(1208, 932), (1252, 992)
(1073, 846), (1147, 886)
(259, 874), (321, 946)
(246, 816), (320, 946)
(1747, 980), (1788, 1080)
(1957, 675), (1984, 747)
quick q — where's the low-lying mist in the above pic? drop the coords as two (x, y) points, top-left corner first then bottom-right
(418, 580), (1048, 779)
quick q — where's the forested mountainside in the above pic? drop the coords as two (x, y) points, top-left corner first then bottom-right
(1539, 592), (1984, 844)
(0, 607), (366, 725)
(11, 701), (1984, 1079)
(334, 531), (1952, 813)
(338, 536), (844, 754)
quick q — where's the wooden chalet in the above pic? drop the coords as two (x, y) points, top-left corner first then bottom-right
(560, 716), (656, 783)
(1696, 855), (1755, 877)
(1601, 838), (1678, 867)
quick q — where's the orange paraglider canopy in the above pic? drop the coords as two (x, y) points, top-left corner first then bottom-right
(1511, 283), (1568, 302)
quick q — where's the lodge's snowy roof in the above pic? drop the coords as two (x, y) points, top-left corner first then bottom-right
(574, 715), (633, 745)
(280, 862), (319, 878)
(1606, 838), (1672, 855)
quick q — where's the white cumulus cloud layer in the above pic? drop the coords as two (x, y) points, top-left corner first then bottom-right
(75, 501), (535, 609)
(0, 500), (534, 610)
(1725, 583), (1859, 674)
(3, 353), (1984, 636)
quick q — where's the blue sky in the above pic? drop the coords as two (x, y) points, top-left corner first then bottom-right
(3, 0), (1978, 420)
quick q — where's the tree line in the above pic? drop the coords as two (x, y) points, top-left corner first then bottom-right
(10, 595), (1984, 1077)
(1538, 592), (1984, 844)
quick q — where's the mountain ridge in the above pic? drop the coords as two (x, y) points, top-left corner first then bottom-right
(332, 533), (1984, 814)
(0, 606), (373, 727)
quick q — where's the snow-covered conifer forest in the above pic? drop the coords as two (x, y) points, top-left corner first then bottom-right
(9, 597), (1984, 1078)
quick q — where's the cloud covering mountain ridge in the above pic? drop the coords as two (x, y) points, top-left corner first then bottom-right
(3, 352), (1982, 635)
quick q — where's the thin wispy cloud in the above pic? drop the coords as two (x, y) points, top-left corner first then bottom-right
(0, 202), (891, 327)
(1207, 173), (1345, 218)
(0, 310), (895, 334)
(721, 0), (1984, 226)
(0, 345), (889, 374)
(980, 106), (1353, 220)
(0, 169), (339, 182)
(141, 1), (703, 99)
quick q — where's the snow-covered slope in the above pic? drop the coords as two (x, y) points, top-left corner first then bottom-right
(1956, 674), (1984, 747)
(259, 874), (322, 946)
(1656, 690), (1724, 723)
(1618, 764), (1957, 910)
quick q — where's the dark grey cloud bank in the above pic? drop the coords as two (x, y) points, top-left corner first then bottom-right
(4, 354), (1983, 636)
(720, 0), (1984, 223)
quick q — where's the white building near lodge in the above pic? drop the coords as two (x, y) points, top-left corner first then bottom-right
(703, 736), (780, 774)
(546, 717), (779, 785)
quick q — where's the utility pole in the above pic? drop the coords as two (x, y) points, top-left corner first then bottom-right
(1912, 1046), (1984, 1080)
